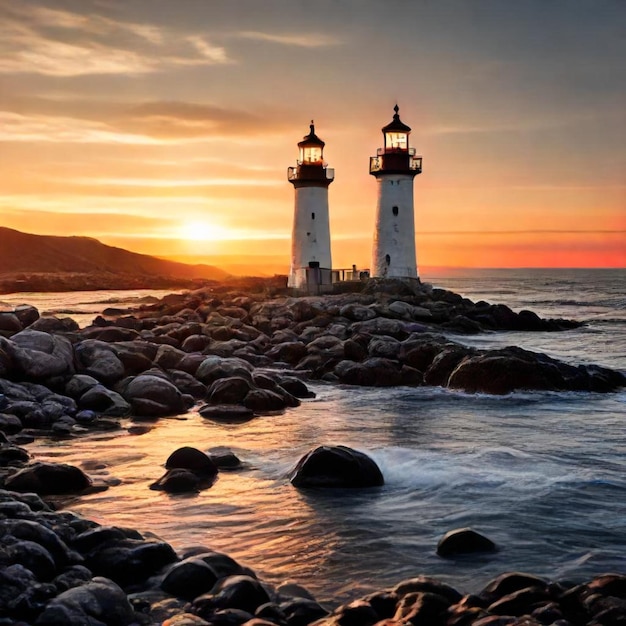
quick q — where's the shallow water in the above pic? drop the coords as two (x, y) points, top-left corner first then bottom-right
(15, 269), (626, 604)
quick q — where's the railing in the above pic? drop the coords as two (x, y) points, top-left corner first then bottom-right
(287, 165), (335, 181)
(369, 155), (422, 174)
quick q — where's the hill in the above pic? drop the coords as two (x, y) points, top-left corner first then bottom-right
(0, 227), (229, 292)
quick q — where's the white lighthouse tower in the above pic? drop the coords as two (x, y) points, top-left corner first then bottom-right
(287, 122), (334, 290)
(370, 105), (422, 278)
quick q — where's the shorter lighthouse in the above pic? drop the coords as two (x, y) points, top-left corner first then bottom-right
(287, 122), (334, 290)
(370, 105), (422, 278)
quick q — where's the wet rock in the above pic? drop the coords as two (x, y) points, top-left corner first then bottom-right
(207, 447), (243, 469)
(243, 388), (290, 412)
(151, 447), (218, 493)
(277, 377), (315, 399)
(1, 331), (74, 380)
(84, 540), (178, 588)
(290, 445), (384, 488)
(480, 572), (550, 604)
(74, 340), (126, 383)
(13, 304), (40, 328)
(195, 356), (254, 386)
(166, 447), (218, 475)
(334, 357), (407, 387)
(161, 558), (220, 600)
(0, 443), (30, 465)
(1, 536), (57, 580)
(35, 576), (136, 626)
(424, 345), (471, 386)
(199, 404), (255, 422)
(0, 519), (79, 568)
(0, 413), (23, 435)
(192, 574), (271, 617)
(437, 528), (498, 557)
(447, 350), (562, 394)
(0, 312), (22, 333)
(78, 385), (131, 417)
(123, 374), (186, 417)
(5, 462), (92, 495)
(207, 376), (254, 404)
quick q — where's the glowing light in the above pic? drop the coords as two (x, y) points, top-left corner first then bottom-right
(178, 220), (228, 241)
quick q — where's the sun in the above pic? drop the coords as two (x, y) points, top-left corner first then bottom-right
(178, 220), (226, 242)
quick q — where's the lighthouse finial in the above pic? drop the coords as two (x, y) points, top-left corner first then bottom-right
(310, 119), (315, 133)
(393, 104), (400, 118)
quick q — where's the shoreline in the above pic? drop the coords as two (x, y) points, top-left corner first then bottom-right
(1, 279), (625, 623)
(2, 487), (624, 625)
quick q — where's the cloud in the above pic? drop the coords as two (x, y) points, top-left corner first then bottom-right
(237, 30), (341, 48)
(0, 1), (231, 76)
(0, 98), (292, 143)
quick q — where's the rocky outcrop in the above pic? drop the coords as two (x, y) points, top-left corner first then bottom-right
(0, 281), (622, 447)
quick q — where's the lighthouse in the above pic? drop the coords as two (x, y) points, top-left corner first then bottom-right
(369, 105), (422, 278)
(287, 122), (334, 290)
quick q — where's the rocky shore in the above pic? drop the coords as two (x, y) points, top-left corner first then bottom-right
(0, 487), (625, 625)
(1, 278), (625, 624)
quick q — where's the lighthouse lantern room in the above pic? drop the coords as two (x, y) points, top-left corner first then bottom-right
(370, 105), (422, 279)
(287, 122), (334, 290)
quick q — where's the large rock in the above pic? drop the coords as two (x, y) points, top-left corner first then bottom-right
(191, 574), (271, 617)
(74, 340), (126, 383)
(0, 331), (74, 379)
(436, 528), (497, 557)
(290, 445), (384, 488)
(150, 447), (218, 493)
(206, 376), (253, 405)
(124, 374), (185, 417)
(5, 461), (92, 495)
(35, 577), (136, 625)
(195, 356), (254, 385)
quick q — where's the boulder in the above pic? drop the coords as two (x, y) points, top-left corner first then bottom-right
(198, 404), (255, 422)
(150, 447), (218, 493)
(192, 574), (271, 618)
(1, 331), (74, 379)
(74, 340), (126, 383)
(84, 540), (178, 587)
(124, 374), (185, 417)
(13, 304), (40, 327)
(447, 349), (563, 394)
(161, 558), (220, 600)
(0, 312), (22, 333)
(290, 445), (384, 488)
(5, 462), (92, 495)
(436, 528), (498, 557)
(195, 356), (254, 385)
(206, 376), (253, 405)
(165, 447), (218, 476)
(79, 385), (131, 417)
(35, 577), (137, 625)
(243, 388), (290, 412)
(28, 316), (79, 333)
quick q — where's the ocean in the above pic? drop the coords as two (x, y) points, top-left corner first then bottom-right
(2, 268), (625, 605)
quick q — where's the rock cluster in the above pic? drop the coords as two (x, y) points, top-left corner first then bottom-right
(0, 282), (624, 500)
(0, 488), (624, 625)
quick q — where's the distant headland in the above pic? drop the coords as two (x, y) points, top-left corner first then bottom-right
(0, 227), (229, 293)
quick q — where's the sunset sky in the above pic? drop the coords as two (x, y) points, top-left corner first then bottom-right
(1, 0), (624, 274)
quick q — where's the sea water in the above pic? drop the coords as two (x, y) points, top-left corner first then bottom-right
(3, 269), (625, 605)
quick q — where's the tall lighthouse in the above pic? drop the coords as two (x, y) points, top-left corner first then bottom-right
(369, 105), (422, 278)
(287, 122), (334, 289)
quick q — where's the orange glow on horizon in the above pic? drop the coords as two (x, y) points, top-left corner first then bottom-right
(0, 2), (624, 274)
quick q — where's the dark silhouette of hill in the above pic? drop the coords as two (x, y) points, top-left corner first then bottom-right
(0, 227), (229, 292)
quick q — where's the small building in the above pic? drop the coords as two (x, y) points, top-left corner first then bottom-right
(287, 122), (334, 292)
(370, 105), (423, 279)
